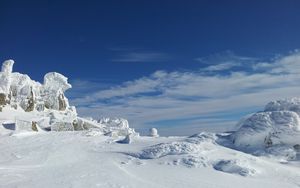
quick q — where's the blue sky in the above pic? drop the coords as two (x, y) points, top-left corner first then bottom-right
(2, 0), (300, 135)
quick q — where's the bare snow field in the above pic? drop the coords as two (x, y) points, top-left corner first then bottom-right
(0, 132), (300, 188)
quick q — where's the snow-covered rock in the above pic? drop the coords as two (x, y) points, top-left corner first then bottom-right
(98, 117), (129, 129)
(1, 59), (14, 73)
(98, 117), (138, 137)
(0, 60), (73, 113)
(232, 98), (300, 153)
(43, 72), (72, 111)
(0, 60), (138, 136)
(0, 60), (14, 98)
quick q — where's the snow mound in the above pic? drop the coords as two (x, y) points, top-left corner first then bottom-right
(137, 142), (200, 159)
(133, 133), (216, 161)
(187, 132), (217, 144)
(232, 98), (300, 155)
(127, 132), (261, 175)
(99, 117), (138, 137)
(213, 159), (256, 176)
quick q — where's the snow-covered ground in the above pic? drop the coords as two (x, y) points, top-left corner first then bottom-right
(0, 132), (300, 188)
(1, 59), (300, 188)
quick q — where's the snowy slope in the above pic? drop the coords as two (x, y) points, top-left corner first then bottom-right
(0, 132), (299, 188)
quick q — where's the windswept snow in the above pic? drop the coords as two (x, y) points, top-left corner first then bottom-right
(1, 132), (300, 188)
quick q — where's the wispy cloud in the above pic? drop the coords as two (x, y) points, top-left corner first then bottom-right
(69, 50), (300, 136)
(109, 47), (170, 62)
(202, 62), (241, 71)
(195, 50), (258, 64)
(196, 50), (259, 73)
(112, 52), (170, 62)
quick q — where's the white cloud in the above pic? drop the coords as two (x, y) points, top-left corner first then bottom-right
(202, 62), (241, 71)
(69, 51), (300, 136)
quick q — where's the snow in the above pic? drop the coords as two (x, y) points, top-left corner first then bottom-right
(0, 60), (14, 94)
(116, 134), (132, 144)
(232, 99), (300, 154)
(264, 97), (300, 114)
(1, 59), (300, 187)
(0, 60), (137, 137)
(213, 159), (256, 176)
(98, 117), (138, 137)
(99, 117), (130, 129)
(1, 59), (14, 73)
(135, 141), (201, 159)
(0, 132), (300, 188)
(43, 72), (72, 92)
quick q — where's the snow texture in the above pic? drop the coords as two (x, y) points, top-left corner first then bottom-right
(1, 132), (299, 188)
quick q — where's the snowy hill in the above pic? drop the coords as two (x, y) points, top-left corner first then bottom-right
(1, 60), (300, 187)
